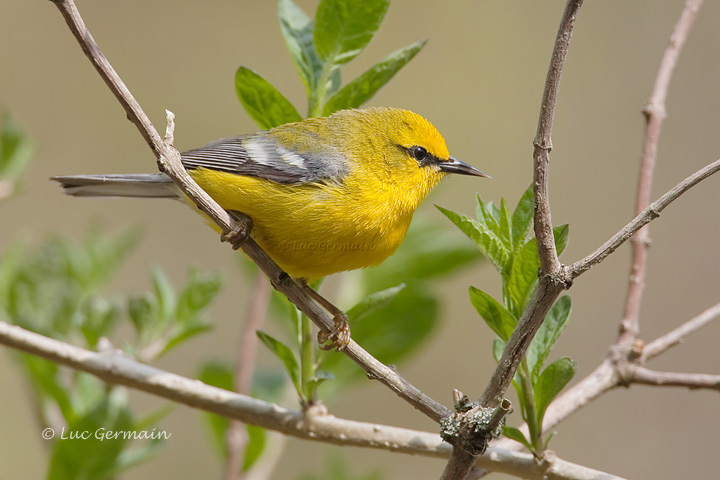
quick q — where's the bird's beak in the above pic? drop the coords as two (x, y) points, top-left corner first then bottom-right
(439, 156), (491, 178)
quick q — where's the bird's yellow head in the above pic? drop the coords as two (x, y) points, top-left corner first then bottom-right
(327, 107), (488, 212)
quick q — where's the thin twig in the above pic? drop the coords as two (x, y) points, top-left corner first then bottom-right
(619, 0), (704, 344)
(0, 321), (624, 480)
(225, 272), (272, 480)
(630, 367), (720, 390)
(643, 301), (720, 360)
(48, 0), (450, 423)
(496, 300), (720, 453)
(569, 157), (720, 278)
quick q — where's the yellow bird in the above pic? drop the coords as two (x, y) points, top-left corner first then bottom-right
(53, 107), (488, 280)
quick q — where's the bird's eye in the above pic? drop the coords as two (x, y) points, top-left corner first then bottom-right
(410, 146), (428, 162)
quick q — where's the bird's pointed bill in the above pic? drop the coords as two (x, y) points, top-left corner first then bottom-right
(439, 156), (490, 178)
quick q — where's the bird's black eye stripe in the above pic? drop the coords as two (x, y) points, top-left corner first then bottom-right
(410, 145), (428, 162)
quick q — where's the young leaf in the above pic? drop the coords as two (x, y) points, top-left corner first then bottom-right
(176, 269), (222, 322)
(499, 198), (513, 250)
(151, 267), (175, 327)
(492, 337), (506, 363)
(436, 206), (510, 273)
(526, 295), (572, 379)
(256, 331), (302, 397)
(346, 284), (405, 322)
(198, 362), (233, 456)
(511, 184), (534, 252)
(469, 287), (516, 342)
(243, 424), (266, 472)
(314, 0), (390, 66)
(505, 224), (569, 317)
(278, 0), (321, 93)
(322, 39), (427, 115)
(0, 111), (33, 183)
(358, 217), (480, 290)
(502, 426), (535, 453)
(534, 357), (577, 429)
(475, 195), (500, 234)
(320, 287), (437, 393)
(48, 393), (134, 480)
(235, 67), (302, 130)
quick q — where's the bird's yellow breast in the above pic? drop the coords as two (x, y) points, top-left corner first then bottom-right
(189, 164), (442, 280)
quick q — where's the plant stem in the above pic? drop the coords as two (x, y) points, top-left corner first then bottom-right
(516, 363), (539, 453)
(309, 65), (333, 117)
(300, 314), (315, 404)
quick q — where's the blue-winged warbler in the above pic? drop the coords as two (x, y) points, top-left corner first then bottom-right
(53, 107), (488, 280)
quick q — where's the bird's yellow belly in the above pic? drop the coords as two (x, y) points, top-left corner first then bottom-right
(189, 169), (411, 279)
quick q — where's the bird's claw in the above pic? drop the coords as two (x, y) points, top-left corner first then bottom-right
(221, 213), (253, 250)
(318, 313), (351, 351)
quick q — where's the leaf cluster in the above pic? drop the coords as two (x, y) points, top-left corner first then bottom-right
(439, 186), (577, 455)
(0, 227), (221, 478)
(236, 0), (426, 129)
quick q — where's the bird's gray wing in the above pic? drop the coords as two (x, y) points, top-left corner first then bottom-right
(181, 135), (348, 185)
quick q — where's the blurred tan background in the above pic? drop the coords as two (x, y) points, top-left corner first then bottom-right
(1, 0), (719, 478)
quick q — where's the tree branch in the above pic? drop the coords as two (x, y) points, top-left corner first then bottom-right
(643, 301), (720, 360)
(532, 0), (585, 277)
(630, 367), (720, 391)
(0, 321), (623, 480)
(48, 0), (450, 423)
(569, 157), (720, 278)
(494, 301), (720, 453)
(619, 0), (704, 345)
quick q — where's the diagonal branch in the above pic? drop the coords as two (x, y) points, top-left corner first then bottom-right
(643, 301), (720, 360)
(0, 321), (624, 480)
(47, 0), (450, 423)
(619, 0), (704, 345)
(568, 157), (720, 278)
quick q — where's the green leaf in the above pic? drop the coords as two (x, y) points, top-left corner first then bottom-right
(160, 322), (212, 357)
(498, 198), (512, 250)
(534, 357), (577, 429)
(278, 0), (321, 94)
(357, 217), (480, 290)
(176, 269), (221, 322)
(128, 293), (157, 343)
(48, 391), (134, 480)
(321, 287), (437, 394)
(235, 67), (302, 130)
(243, 424), (266, 471)
(0, 110), (33, 182)
(492, 337), (506, 363)
(502, 426), (535, 453)
(198, 362), (233, 456)
(257, 331), (301, 397)
(346, 284), (405, 322)
(511, 185), (534, 252)
(505, 224), (569, 317)
(314, 0), (390, 66)
(436, 205), (510, 273)
(322, 39), (427, 115)
(475, 195), (501, 233)
(527, 296), (572, 379)
(469, 287), (516, 342)
(151, 266), (175, 326)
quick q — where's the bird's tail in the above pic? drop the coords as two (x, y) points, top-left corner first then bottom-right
(51, 174), (179, 199)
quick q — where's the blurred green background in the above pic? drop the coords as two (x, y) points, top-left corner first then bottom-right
(2, 0), (719, 478)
